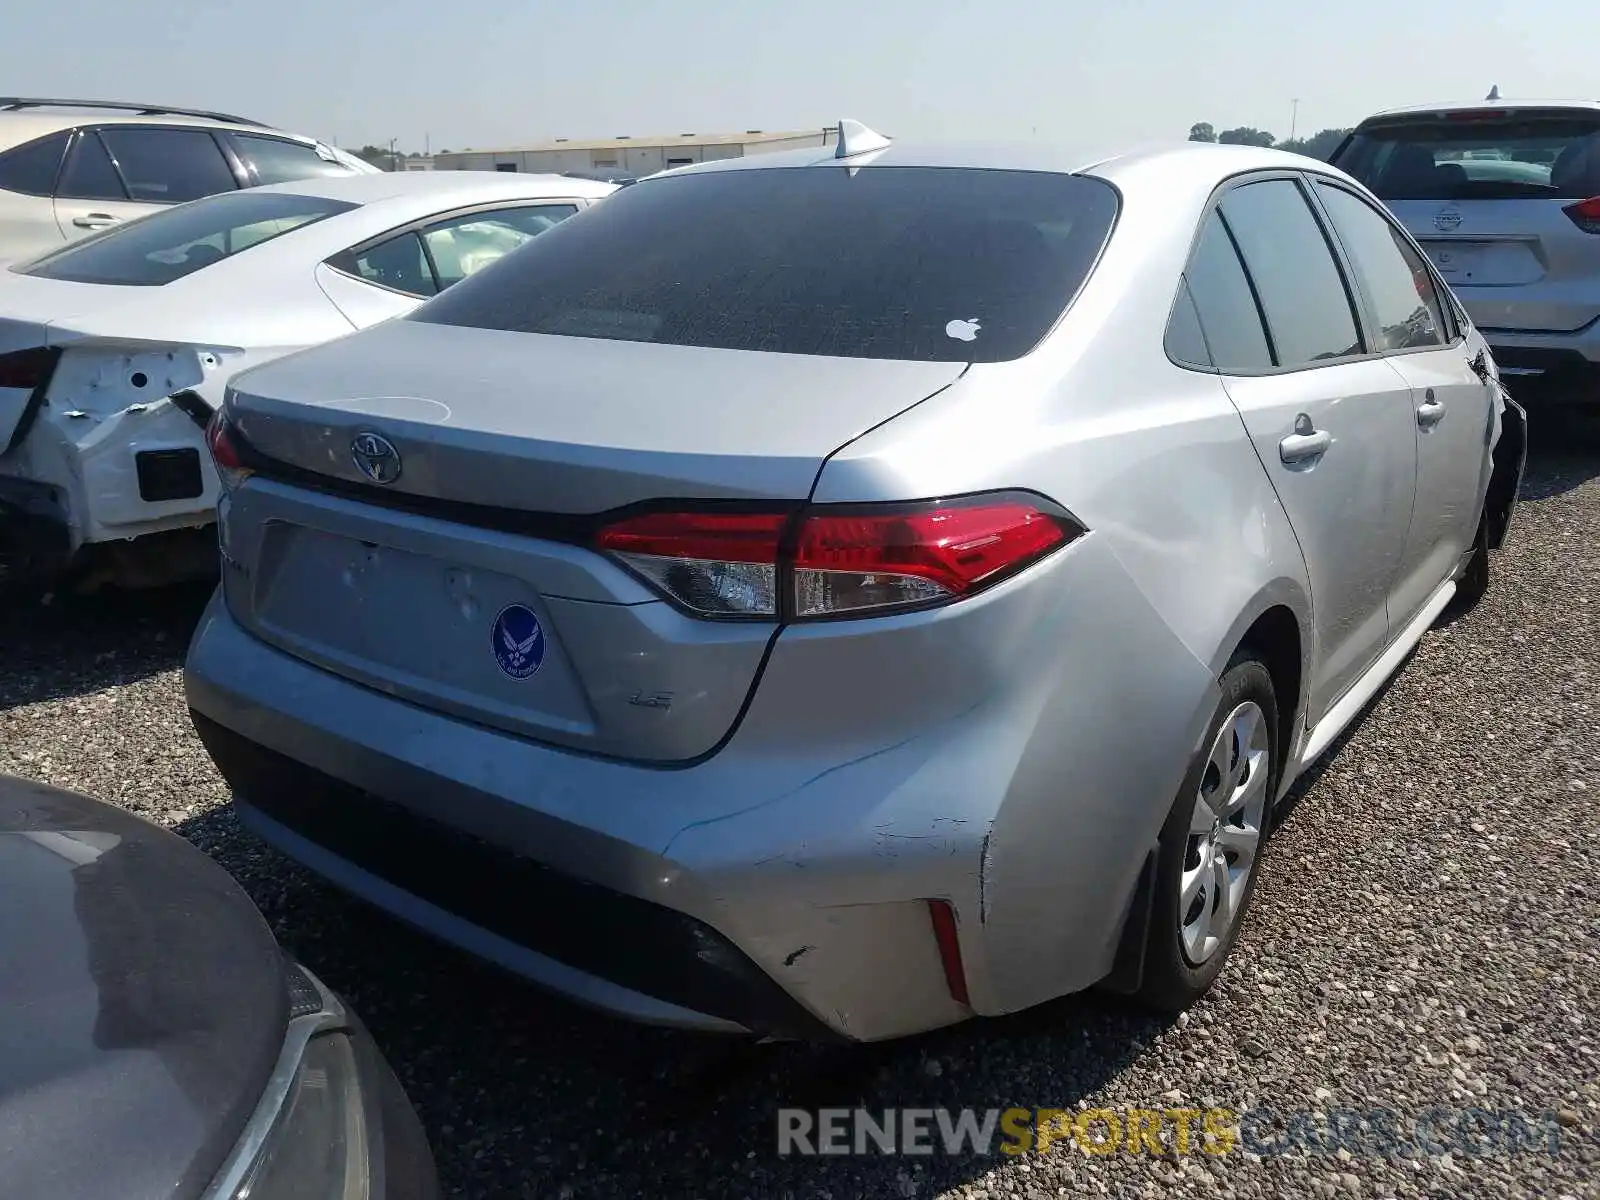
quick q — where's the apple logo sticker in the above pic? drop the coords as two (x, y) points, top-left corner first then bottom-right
(945, 317), (982, 342)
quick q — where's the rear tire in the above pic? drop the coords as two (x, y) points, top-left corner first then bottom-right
(1132, 656), (1278, 1013)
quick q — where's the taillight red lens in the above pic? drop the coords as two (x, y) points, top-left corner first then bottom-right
(204, 411), (255, 490)
(793, 497), (1075, 617)
(1563, 196), (1600, 234)
(595, 511), (787, 564)
(595, 493), (1081, 621)
(596, 510), (787, 617)
(0, 346), (54, 391)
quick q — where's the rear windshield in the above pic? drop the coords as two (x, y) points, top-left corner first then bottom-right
(1332, 111), (1600, 201)
(410, 166), (1119, 362)
(14, 191), (358, 286)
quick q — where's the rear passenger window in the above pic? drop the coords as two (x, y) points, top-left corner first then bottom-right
(1165, 277), (1213, 369)
(58, 133), (127, 201)
(1314, 182), (1448, 351)
(345, 233), (437, 297)
(0, 131), (70, 197)
(98, 128), (237, 203)
(1219, 179), (1363, 367)
(1182, 212), (1272, 372)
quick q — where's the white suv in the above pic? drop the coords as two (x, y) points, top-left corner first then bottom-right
(1330, 99), (1600, 406)
(0, 97), (378, 263)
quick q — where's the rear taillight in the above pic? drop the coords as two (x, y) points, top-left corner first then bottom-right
(0, 346), (54, 391)
(595, 492), (1083, 621)
(1563, 196), (1600, 234)
(596, 510), (788, 617)
(204, 410), (255, 491)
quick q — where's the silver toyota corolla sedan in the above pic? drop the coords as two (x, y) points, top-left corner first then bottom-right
(183, 123), (1528, 1043)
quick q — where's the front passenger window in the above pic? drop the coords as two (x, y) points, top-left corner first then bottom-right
(1314, 182), (1447, 351)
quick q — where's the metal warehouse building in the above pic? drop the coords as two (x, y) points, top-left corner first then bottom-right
(431, 129), (836, 176)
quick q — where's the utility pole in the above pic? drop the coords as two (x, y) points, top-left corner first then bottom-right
(1290, 99), (1300, 143)
(389, 137), (399, 172)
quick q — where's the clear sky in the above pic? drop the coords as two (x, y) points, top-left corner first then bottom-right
(7, 0), (1584, 153)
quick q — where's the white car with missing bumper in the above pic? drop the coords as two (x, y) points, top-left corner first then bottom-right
(0, 170), (614, 589)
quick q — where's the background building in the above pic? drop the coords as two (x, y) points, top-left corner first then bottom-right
(431, 129), (836, 176)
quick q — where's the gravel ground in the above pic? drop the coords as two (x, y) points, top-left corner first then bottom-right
(2, 417), (1598, 1200)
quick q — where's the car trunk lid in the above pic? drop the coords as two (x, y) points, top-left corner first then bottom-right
(220, 320), (966, 761)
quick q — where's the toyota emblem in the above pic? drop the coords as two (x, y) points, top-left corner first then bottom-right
(351, 431), (402, 485)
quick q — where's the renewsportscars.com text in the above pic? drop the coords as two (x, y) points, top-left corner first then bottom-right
(777, 1106), (1567, 1158)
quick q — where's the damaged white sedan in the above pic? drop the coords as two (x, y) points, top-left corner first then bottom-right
(0, 169), (615, 588)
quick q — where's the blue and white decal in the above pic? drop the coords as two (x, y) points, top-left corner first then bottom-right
(490, 603), (546, 680)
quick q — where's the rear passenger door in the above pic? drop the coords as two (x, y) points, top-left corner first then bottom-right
(1184, 176), (1418, 724)
(51, 129), (156, 241)
(1309, 179), (1494, 630)
(53, 125), (240, 242)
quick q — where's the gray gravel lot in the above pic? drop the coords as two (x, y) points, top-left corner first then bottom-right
(2, 417), (1598, 1200)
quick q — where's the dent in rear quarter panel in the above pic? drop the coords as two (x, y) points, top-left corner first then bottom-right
(807, 171), (1313, 1007)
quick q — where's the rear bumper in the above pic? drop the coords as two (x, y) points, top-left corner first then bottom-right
(1480, 325), (1600, 403)
(195, 712), (841, 1042)
(184, 528), (1214, 1042)
(0, 474), (71, 585)
(186, 591), (997, 1042)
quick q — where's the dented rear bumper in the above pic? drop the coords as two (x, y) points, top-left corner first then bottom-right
(185, 527), (1216, 1042)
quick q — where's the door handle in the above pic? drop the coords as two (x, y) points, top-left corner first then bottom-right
(1279, 414), (1332, 465)
(1417, 398), (1447, 428)
(72, 213), (120, 229)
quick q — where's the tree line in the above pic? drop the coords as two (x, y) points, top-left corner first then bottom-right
(1187, 122), (1351, 161)
(347, 144), (448, 169)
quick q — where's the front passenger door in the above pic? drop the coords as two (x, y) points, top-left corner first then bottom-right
(1187, 178), (1419, 724)
(1310, 180), (1494, 630)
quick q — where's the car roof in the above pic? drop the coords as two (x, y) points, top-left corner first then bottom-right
(651, 136), (1340, 183)
(0, 108), (324, 153)
(244, 169), (618, 205)
(1356, 98), (1600, 124)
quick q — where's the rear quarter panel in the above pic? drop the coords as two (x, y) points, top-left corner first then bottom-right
(810, 153), (1315, 1006)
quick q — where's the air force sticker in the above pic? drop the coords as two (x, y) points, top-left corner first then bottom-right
(490, 603), (546, 680)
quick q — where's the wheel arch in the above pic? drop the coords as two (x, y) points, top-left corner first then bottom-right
(1099, 587), (1308, 998)
(1210, 584), (1312, 798)
(1485, 392), (1527, 551)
